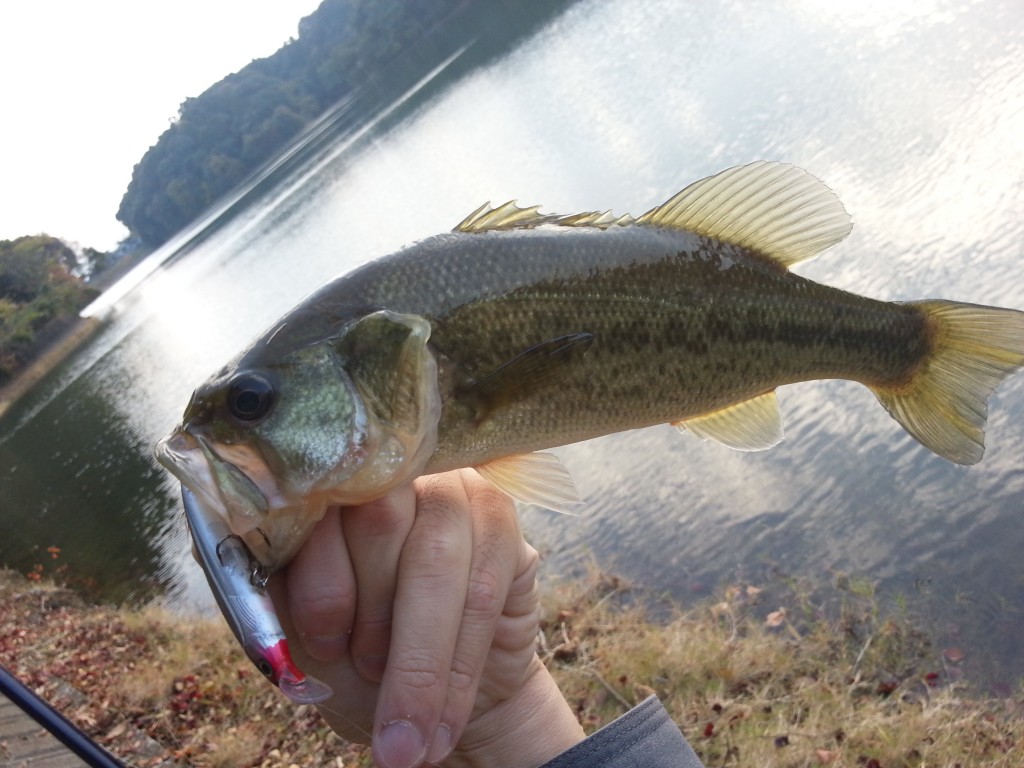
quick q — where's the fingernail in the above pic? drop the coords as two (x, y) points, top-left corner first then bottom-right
(425, 724), (452, 764)
(302, 633), (347, 661)
(376, 720), (426, 768)
(355, 653), (388, 682)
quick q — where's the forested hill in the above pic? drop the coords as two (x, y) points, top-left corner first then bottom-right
(117, 0), (576, 246)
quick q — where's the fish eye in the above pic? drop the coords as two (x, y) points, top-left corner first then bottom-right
(226, 374), (275, 424)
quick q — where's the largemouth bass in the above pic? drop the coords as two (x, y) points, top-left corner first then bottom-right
(158, 161), (1024, 572)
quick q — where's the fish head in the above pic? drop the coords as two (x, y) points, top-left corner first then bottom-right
(157, 310), (441, 570)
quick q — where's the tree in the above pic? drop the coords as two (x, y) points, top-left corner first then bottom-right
(0, 236), (98, 383)
(116, 0), (577, 247)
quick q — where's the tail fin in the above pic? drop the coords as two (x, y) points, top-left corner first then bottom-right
(872, 300), (1024, 465)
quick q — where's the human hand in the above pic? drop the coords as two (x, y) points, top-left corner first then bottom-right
(270, 469), (585, 768)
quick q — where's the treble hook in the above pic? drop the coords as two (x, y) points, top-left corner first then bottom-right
(214, 533), (271, 591)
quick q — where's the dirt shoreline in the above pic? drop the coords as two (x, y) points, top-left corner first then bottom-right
(0, 316), (102, 419)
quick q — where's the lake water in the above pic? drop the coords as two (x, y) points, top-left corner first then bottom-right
(2, 0), (1022, 690)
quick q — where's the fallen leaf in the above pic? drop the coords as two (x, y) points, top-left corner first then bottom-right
(105, 721), (129, 741)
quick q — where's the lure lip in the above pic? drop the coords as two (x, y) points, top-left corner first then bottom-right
(180, 484), (333, 704)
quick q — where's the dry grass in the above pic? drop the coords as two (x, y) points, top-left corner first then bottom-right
(539, 572), (1024, 767)
(0, 571), (367, 767)
(2, 568), (1022, 767)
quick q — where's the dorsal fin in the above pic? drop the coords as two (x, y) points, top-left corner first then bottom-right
(674, 391), (784, 451)
(552, 210), (636, 228)
(456, 201), (560, 232)
(455, 202), (636, 233)
(636, 161), (852, 268)
(454, 162), (850, 266)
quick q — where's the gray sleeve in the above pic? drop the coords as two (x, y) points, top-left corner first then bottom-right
(538, 696), (706, 768)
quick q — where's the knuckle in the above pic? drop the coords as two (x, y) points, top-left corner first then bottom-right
(296, 580), (356, 627)
(390, 650), (445, 692)
(351, 610), (393, 654)
(405, 522), (465, 571)
(467, 479), (515, 518)
(447, 653), (478, 696)
(347, 486), (415, 539)
(352, 609), (392, 640)
(415, 471), (463, 506)
(421, 532), (464, 569)
(464, 568), (504, 619)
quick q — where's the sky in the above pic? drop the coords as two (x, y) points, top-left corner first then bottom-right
(0, 0), (323, 251)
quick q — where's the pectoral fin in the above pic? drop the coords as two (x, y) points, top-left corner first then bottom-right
(475, 452), (583, 514)
(675, 391), (784, 451)
(466, 332), (594, 421)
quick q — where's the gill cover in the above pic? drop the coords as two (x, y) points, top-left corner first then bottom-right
(328, 310), (441, 502)
(222, 309), (440, 503)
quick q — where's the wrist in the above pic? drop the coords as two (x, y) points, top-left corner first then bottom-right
(443, 656), (585, 768)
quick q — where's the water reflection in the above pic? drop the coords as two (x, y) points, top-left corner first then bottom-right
(1, 0), (1022, 687)
(0, 374), (179, 603)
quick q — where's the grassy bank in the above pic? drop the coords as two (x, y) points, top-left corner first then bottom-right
(1, 568), (1021, 767)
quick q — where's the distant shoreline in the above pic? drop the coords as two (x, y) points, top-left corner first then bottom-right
(0, 316), (102, 419)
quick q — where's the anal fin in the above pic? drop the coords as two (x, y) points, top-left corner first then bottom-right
(675, 391), (784, 451)
(475, 452), (582, 514)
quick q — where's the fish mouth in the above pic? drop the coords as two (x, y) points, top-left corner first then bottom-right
(156, 430), (227, 514)
(156, 428), (323, 570)
(156, 430), (271, 530)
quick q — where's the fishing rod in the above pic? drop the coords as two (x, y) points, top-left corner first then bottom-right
(0, 664), (125, 768)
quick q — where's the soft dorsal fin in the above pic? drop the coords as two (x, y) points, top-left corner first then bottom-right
(675, 391), (784, 451)
(475, 452), (582, 514)
(636, 161), (852, 268)
(455, 202), (636, 233)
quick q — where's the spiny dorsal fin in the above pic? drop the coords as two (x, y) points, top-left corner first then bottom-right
(637, 161), (852, 268)
(456, 201), (560, 232)
(675, 390), (784, 451)
(455, 202), (636, 233)
(554, 210), (637, 228)
(475, 452), (582, 514)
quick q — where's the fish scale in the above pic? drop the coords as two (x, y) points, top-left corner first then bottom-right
(372, 228), (928, 469)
